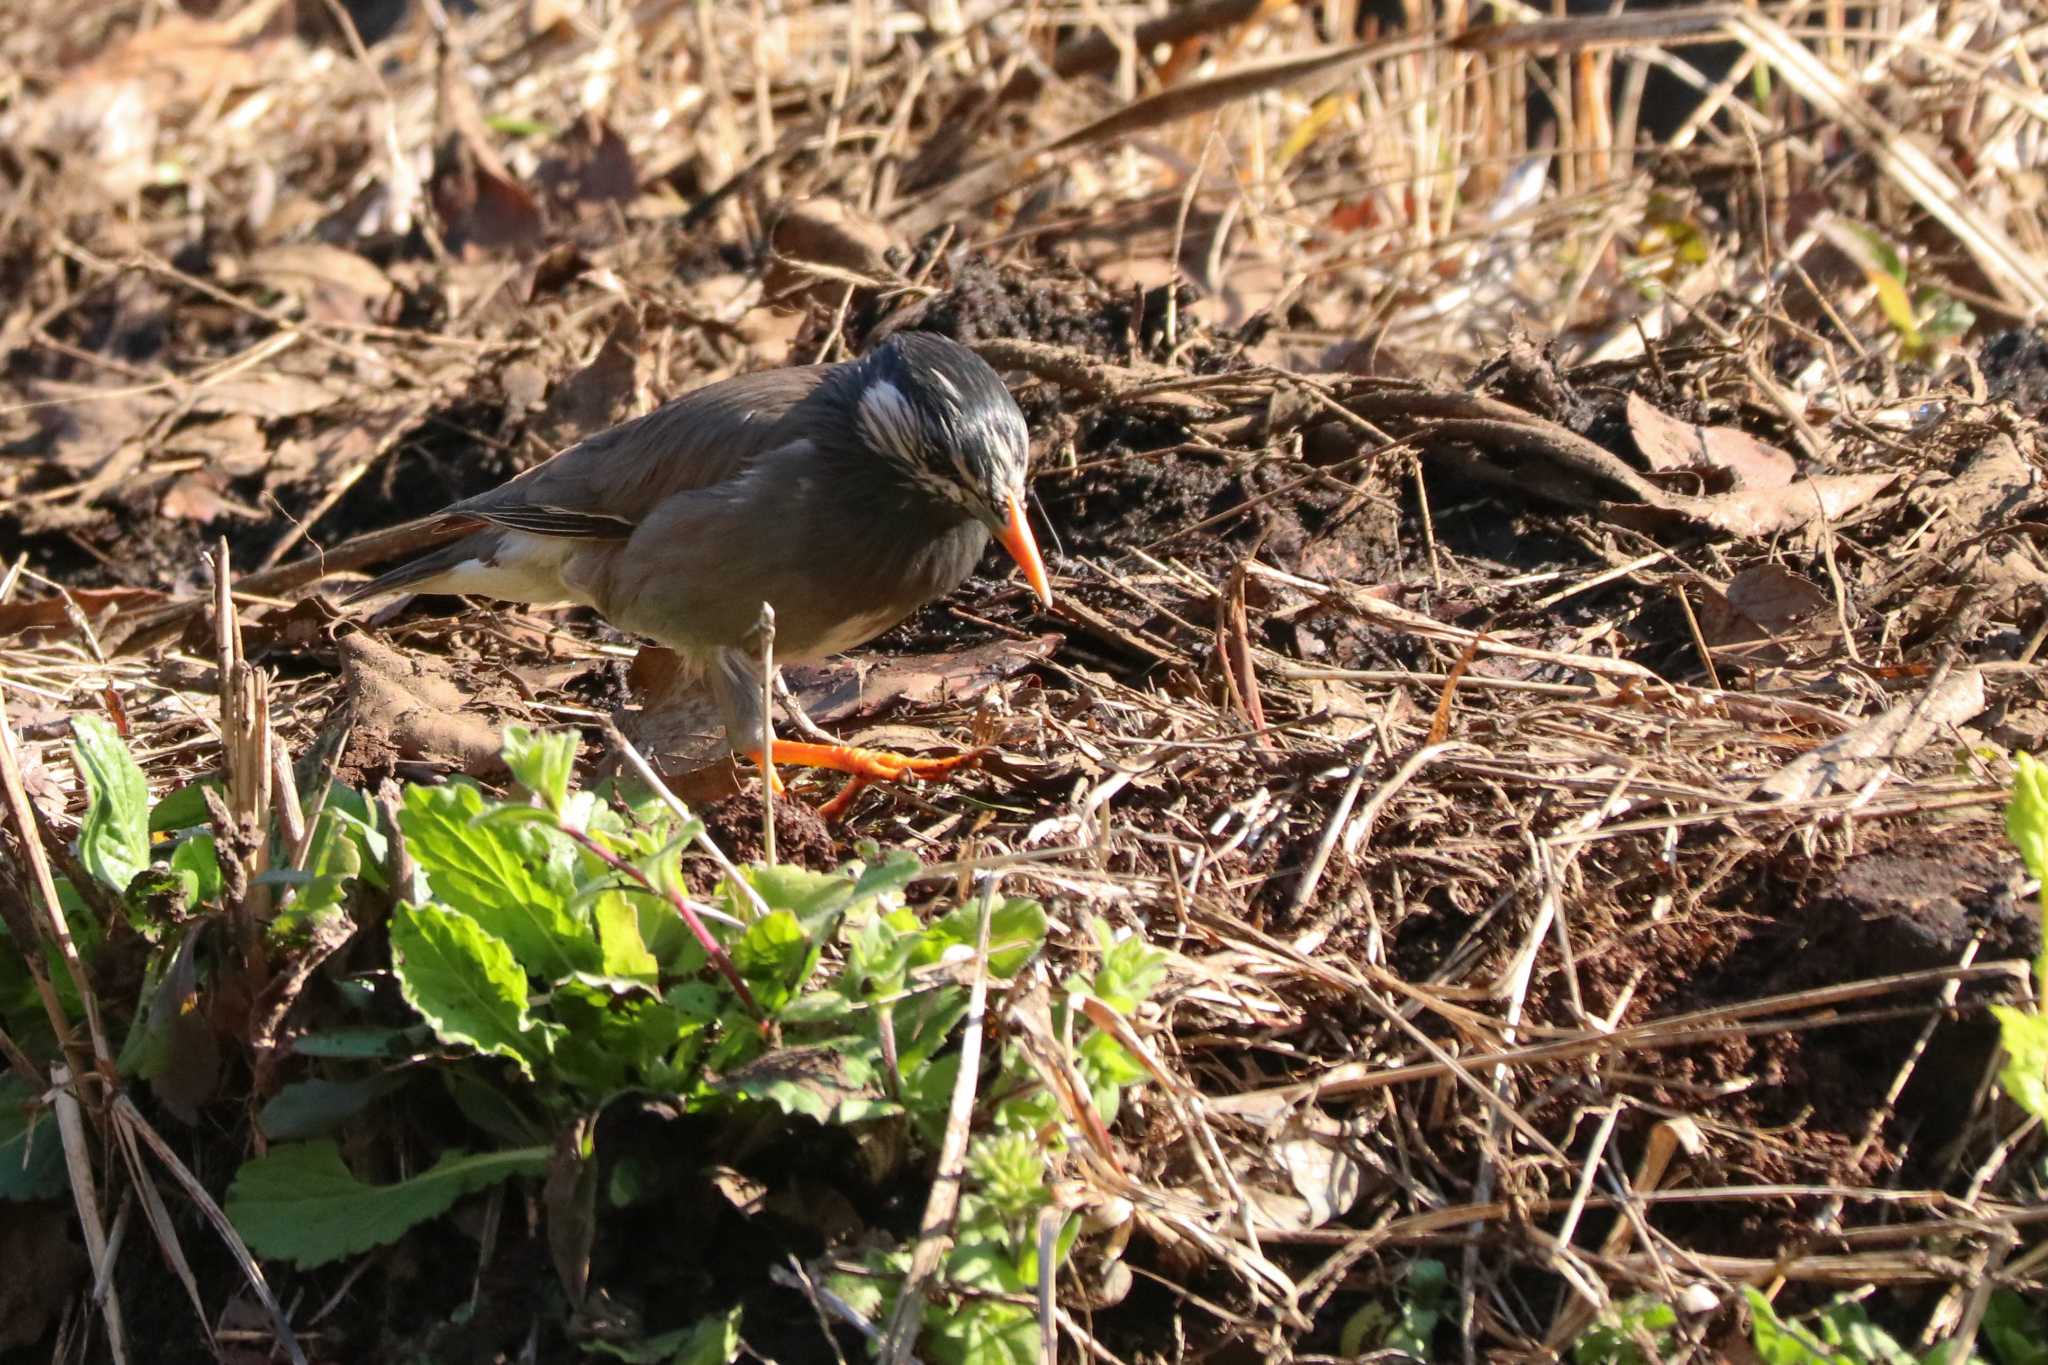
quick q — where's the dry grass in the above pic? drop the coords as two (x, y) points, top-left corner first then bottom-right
(4, 0), (2048, 1360)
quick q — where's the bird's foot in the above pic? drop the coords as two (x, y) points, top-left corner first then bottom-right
(742, 741), (988, 821)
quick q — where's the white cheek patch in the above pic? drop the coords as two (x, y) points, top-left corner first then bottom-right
(858, 379), (923, 466)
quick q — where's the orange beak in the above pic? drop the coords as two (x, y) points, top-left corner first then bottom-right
(998, 493), (1054, 609)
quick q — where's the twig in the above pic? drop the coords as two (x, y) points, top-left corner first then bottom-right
(879, 872), (1001, 1363)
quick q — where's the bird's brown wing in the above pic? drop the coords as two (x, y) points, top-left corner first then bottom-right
(444, 364), (831, 538)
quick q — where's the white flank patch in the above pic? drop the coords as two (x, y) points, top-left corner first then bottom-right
(434, 532), (585, 607)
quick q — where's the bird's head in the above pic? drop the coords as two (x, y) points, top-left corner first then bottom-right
(847, 331), (1053, 608)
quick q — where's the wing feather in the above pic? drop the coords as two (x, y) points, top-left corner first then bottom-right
(444, 364), (831, 537)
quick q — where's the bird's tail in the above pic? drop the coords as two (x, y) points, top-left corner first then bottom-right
(339, 524), (497, 605)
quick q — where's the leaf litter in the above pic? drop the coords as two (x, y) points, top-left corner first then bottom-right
(2, 1), (2048, 1362)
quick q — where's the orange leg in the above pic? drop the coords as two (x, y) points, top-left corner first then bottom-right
(740, 740), (986, 820)
(742, 740), (985, 783)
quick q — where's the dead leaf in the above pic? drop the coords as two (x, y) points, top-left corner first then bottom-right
(1627, 393), (1797, 489)
(1724, 564), (1829, 633)
(223, 242), (394, 325)
(160, 470), (238, 524)
(1753, 667), (1986, 802)
(190, 373), (339, 420)
(764, 197), (902, 301)
(786, 634), (1063, 725)
(1695, 563), (1832, 664)
(0, 587), (167, 641)
(1674, 471), (1896, 538)
(537, 315), (643, 449)
(536, 114), (639, 213)
(1911, 435), (2040, 538)
(340, 633), (506, 778)
(430, 59), (546, 259)
(163, 414), (268, 478)
(1244, 1111), (1367, 1233)
(28, 383), (172, 472)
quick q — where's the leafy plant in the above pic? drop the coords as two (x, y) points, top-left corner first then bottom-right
(1575, 1295), (1679, 1365)
(1338, 1258), (1453, 1360)
(1745, 1288), (1977, 1365)
(1993, 752), (2048, 1124)
(1985, 1291), (2048, 1365)
(5, 718), (1173, 1362)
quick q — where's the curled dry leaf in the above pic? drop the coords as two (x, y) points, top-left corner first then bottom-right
(0, 588), (167, 643)
(222, 243), (395, 325)
(430, 59), (546, 259)
(1753, 667), (1986, 802)
(1627, 393), (1797, 489)
(764, 197), (903, 302)
(340, 634), (506, 778)
(535, 114), (639, 214)
(163, 415), (269, 479)
(1728, 563), (1830, 631)
(190, 373), (340, 421)
(1243, 1111), (1366, 1233)
(1668, 470), (1897, 538)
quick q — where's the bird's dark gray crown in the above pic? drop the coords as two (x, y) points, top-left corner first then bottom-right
(835, 331), (1030, 521)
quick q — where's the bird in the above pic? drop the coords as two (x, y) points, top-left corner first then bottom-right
(344, 330), (1054, 810)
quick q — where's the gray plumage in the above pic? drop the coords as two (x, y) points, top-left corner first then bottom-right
(348, 332), (1041, 752)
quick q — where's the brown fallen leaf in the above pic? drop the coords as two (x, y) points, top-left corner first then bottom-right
(786, 634), (1063, 725)
(222, 242), (395, 325)
(1910, 434), (2040, 540)
(0, 587), (167, 641)
(1752, 667), (1985, 802)
(1627, 393), (1797, 489)
(535, 113), (639, 214)
(159, 470), (240, 524)
(763, 197), (903, 303)
(28, 382), (172, 472)
(1608, 470), (1899, 540)
(430, 59), (546, 259)
(1725, 563), (1829, 631)
(190, 373), (339, 420)
(340, 633), (506, 778)
(163, 414), (268, 478)
(1697, 563), (1832, 667)
(536, 314), (643, 450)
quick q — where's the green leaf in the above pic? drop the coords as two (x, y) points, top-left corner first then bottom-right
(398, 784), (598, 981)
(549, 980), (688, 1093)
(2009, 754), (2048, 895)
(1091, 922), (1168, 1013)
(169, 834), (223, 906)
(1745, 1288), (1925, 1365)
(291, 1026), (428, 1059)
(582, 1305), (744, 1363)
(390, 904), (545, 1078)
(150, 777), (222, 832)
(913, 898), (1047, 980)
(0, 1075), (65, 1200)
(71, 715), (149, 893)
(501, 725), (578, 815)
(225, 1139), (545, 1268)
(258, 1073), (408, 1141)
(594, 889), (659, 984)
(1573, 1294), (1678, 1364)
(734, 909), (818, 1013)
(924, 1298), (1038, 1365)
(1993, 1005), (2048, 1124)
(1985, 1290), (2048, 1365)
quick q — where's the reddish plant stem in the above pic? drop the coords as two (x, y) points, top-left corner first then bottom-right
(558, 824), (761, 1017)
